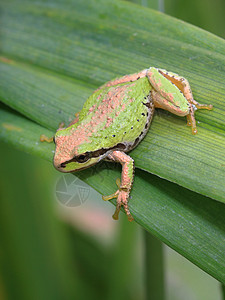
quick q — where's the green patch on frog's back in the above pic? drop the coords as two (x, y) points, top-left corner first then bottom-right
(77, 77), (153, 153)
(103, 78), (151, 141)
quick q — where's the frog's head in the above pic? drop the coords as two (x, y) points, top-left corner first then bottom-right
(53, 128), (107, 173)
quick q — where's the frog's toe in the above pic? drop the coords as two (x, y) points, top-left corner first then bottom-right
(191, 127), (198, 135)
(102, 190), (119, 201)
(195, 103), (213, 110)
(112, 202), (121, 220)
(115, 190), (134, 222)
(122, 195), (134, 222)
(186, 119), (192, 127)
(40, 134), (54, 143)
(112, 204), (133, 221)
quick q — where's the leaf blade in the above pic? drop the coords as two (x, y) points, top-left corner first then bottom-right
(0, 106), (224, 283)
(0, 56), (224, 204)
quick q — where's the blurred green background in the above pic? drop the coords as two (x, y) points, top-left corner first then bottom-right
(0, 0), (224, 299)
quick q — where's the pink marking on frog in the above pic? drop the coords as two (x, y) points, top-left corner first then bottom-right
(97, 93), (102, 100)
(153, 78), (162, 89)
(54, 125), (93, 167)
(168, 92), (174, 102)
(89, 104), (96, 112)
(122, 164), (132, 187)
(121, 103), (126, 110)
(106, 117), (113, 127)
(102, 70), (147, 88)
(159, 90), (174, 104)
(149, 73), (177, 104)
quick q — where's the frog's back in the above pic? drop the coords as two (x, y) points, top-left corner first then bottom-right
(74, 77), (154, 154)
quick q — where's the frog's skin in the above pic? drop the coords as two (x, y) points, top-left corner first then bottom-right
(43, 67), (213, 222)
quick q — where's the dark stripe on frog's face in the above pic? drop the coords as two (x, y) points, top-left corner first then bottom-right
(58, 142), (127, 171)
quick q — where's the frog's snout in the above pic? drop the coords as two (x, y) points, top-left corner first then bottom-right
(53, 153), (68, 172)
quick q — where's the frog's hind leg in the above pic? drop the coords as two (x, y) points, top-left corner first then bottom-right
(157, 70), (213, 134)
(102, 151), (134, 222)
(176, 76), (213, 134)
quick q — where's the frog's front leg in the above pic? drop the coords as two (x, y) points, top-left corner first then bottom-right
(102, 151), (134, 222)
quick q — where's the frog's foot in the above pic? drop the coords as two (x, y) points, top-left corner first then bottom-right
(102, 178), (134, 222)
(186, 101), (213, 135)
(40, 135), (54, 143)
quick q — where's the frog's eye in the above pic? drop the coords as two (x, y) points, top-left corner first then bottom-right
(76, 153), (90, 163)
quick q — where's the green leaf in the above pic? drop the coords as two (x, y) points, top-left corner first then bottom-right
(0, 0), (225, 204)
(1, 0), (225, 284)
(1, 107), (225, 284)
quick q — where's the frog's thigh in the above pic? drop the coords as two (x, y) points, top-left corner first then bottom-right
(165, 74), (213, 110)
(152, 89), (197, 132)
(151, 89), (177, 113)
(157, 69), (213, 110)
(150, 69), (212, 110)
(156, 69), (199, 106)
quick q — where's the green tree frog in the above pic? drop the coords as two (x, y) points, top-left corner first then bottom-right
(41, 67), (213, 222)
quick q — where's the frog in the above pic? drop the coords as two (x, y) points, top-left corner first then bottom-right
(41, 67), (213, 222)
